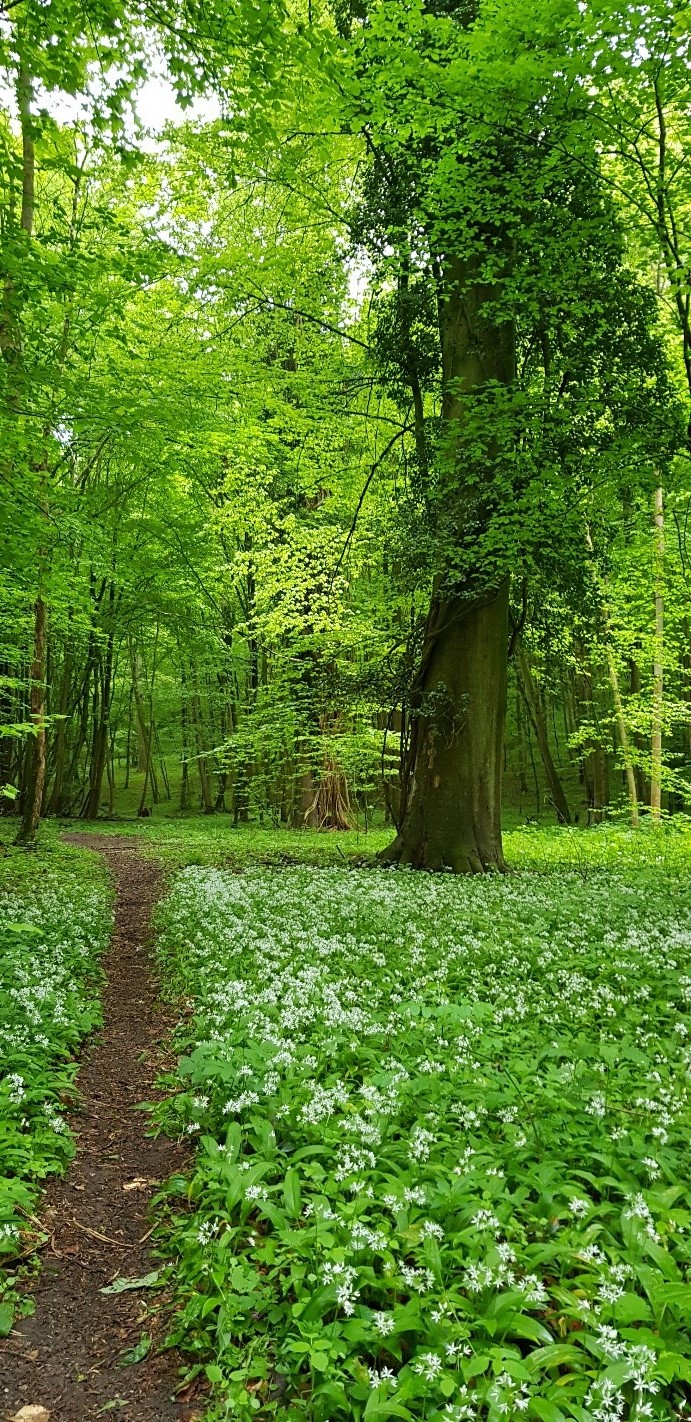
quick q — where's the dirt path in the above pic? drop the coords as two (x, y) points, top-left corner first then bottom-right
(1, 836), (199, 1422)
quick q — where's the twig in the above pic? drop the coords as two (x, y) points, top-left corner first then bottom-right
(72, 1218), (128, 1248)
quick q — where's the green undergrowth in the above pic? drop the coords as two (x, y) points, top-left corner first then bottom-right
(151, 826), (691, 1422)
(54, 811), (691, 880)
(0, 837), (112, 1332)
(52, 814), (393, 868)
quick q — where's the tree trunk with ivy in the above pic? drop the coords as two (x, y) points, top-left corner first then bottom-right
(382, 255), (514, 872)
(383, 583), (509, 871)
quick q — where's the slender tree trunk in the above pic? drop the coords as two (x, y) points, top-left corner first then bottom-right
(515, 640), (572, 825)
(132, 653), (148, 773)
(628, 657), (649, 804)
(604, 645), (639, 827)
(383, 253), (515, 871)
(130, 652), (147, 770)
(107, 729), (116, 816)
(0, 661), (18, 812)
(124, 684), (133, 789)
(12, 52), (47, 846)
(190, 673), (214, 815)
(575, 656), (608, 824)
(179, 666), (191, 811)
(62, 648), (95, 813)
(130, 633), (159, 815)
(585, 529), (639, 828)
(138, 629), (159, 816)
(16, 595), (47, 844)
(515, 685), (529, 799)
(82, 621), (114, 820)
(153, 722), (171, 799)
(46, 642), (73, 815)
(651, 485), (664, 820)
(130, 645), (158, 805)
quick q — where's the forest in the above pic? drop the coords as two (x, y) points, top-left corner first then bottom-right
(1, 1), (691, 1420)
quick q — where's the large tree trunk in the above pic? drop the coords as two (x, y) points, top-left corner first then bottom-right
(382, 252), (515, 871)
(382, 584), (509, 872)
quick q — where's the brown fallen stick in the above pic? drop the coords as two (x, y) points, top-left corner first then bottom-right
(72, 1218), (128, 1248)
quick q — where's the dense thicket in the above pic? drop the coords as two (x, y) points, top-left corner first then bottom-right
(1, 0), (690, 864)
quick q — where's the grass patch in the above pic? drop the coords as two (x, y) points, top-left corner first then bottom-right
(50, 811), (691, 879)
(151, 826), (691, 1421)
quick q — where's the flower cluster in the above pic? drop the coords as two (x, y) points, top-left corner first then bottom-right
(0, 844), (111, 1266)
(154, 845), (691, 1420)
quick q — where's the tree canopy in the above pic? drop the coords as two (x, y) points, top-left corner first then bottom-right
(1, 0), (690, 861)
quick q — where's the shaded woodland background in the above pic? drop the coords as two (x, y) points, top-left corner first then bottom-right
(2, 0), (691, 852)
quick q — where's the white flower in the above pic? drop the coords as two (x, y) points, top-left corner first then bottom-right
(373, 1311), (395, 1335)
(471, 1209), (500, 1232)
(569, 1196), (590, 1216)
(586, 1093), (607, 1118)
(421, 1220), (444, 1240)
(369, 1366), (397, 1388)
(413, 1351), (442, 1381)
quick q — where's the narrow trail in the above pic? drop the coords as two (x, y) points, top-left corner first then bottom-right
(1, 836), (199, 1422)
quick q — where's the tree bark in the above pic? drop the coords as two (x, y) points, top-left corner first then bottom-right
(382, 252), (515, 871)
(382, 584), (509, 871)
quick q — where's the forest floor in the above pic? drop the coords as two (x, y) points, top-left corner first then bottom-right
(0, 837), (201, 1422)
(1, 818), (691, 1422)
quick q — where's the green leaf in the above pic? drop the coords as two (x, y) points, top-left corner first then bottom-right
(0, 1301), (15, 1337)
(283, 1167), (302, 1219)
(525, 1345), (583, 1373)
(100, 1270), (160, 1295)
(530, 1400), (566, 1422)
(118, 1333), (151, 1366)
